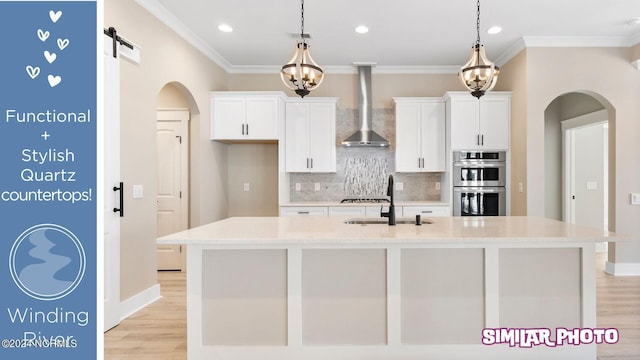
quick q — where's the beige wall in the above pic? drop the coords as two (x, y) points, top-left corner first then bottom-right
(632, 43), (640, 62)
(524, 47), (640, 264)
(158, 83), (190, 108)
(227, 144), (279, 217)
(496, 50), (528, 215)
(105, 0), (229, 301)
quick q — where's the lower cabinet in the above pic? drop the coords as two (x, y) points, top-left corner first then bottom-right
(328, 206), (366, 217)
(281, 205), (451, 217)
(280, 207), (329, 216)
(402, 205), (451, 217)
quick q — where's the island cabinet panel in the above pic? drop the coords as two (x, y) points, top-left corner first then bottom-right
(401, 249), (485, 344)
(499, 248), (581, 329)
(161, 216), (609, 360)
(201, 249), (287, 346)
(301, 249), (387, 345)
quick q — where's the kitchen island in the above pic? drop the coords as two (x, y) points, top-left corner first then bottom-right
(157, 216), (622, 360)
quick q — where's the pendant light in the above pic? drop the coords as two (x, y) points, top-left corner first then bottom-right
(280, 0), (324, 98)
(458, 0), (499, 99)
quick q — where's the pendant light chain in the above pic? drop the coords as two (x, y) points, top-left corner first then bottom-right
(476, 0), (481, 44)
(300, 0), (305, 40)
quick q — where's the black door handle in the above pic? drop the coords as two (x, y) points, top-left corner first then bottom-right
(113, 181), (124, 217)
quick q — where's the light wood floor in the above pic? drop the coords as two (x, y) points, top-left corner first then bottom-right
(104, 253), (640, 359)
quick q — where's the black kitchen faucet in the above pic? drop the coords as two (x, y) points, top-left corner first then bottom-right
(381, 175), (396, 225)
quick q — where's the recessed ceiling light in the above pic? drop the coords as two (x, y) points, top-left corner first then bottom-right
(355, 25), (369, 34)
(487, 26), (502, 35)
(218, 24), (233, 33)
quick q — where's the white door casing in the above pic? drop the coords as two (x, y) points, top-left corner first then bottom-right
(157, 109), (189, 270)
(103, 34), (121, 332)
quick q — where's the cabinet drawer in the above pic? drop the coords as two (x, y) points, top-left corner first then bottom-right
(328, 206), (366, 217)
(280, 207), (328, 216)
(402, 206), (451, 217)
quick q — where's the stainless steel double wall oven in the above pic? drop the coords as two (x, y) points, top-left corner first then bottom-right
(453, 151), (506, 216)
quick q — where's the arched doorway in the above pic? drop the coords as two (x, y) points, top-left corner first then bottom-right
(156, 82), (200, 270)
(544, 91), (615, 251)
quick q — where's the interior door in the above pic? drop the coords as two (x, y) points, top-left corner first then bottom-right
(103, 34), (121, 331)
(157, 110), (189, 270)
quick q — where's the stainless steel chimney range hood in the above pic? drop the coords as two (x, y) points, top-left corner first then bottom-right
(341, 65), (390, 147)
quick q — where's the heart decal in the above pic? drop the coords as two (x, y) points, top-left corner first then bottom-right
(44, 50), (57, 64)
(26, 66), (41, 79)
(48, 74), (62, 87)
(49, 10), (62, 23)
(57, 38), (69, 50)
(37, 29), (50, 42)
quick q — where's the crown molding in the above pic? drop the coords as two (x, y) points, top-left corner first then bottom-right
(522, 35), (632, 48)
(135, 0), (233, 72)
(628, 31), (640, 47)
(495, 38), (526, 67)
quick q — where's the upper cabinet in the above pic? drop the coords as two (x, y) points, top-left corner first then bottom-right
(445, 91), (511, 150)
(394, 98), (446, 172)
(285, 98), (337, 173)
(210, 91), (285, 141)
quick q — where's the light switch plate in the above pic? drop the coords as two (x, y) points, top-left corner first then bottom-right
(396, 182), (404, 191)
(132, 185), (143, 199)
(314, 183), (321, 191)
(243, 183), (250, 192)
(586, 181), (598, 190)
(435, 182), (440, 190)
(631, 193), (640, 205)
(295, 183), (301, 191)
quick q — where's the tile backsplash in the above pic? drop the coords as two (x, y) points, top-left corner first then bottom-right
(289, 108), (442, 202)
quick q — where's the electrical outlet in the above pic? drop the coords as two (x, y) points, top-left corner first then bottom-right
(519, 182), (524, 193)
(295, 183), (301, 191)
(314, 183), (321, 191)
(631, 193), (640, 205)
(396, 182), (404, 191)
(243, 183), (250, 192)
(132, 185), (143, 199)
(435, 182), (440, 190)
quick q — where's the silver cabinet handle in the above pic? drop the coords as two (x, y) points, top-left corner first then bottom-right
(246, 123), (249, 135)
(421, 210), (433, 214)
(310, 158), (313, 169)
(477, 134), (480, 146)
(418, 158), (421, 168)
(298, 211), (310, 215)
(306, 158), (310, 169)
(481, 134), (484, 146)
(241, 124), (245, 135)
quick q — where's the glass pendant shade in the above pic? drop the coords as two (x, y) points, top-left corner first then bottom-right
(280, 39), (324, 98)
(458, 43), (500, 98)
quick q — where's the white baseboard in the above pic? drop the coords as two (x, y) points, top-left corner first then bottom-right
(119, 284), (162, 321)
(605, 261), (640, 276)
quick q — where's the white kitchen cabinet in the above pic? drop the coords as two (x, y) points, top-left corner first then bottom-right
(328, 206), (366, 217)
(210, 92), (285, 141)
(446, 92), (511, 150)
(285, 98), (337, 173)
(394, 98), (446, 172)
(280, 206), (328, 216)
(401, 205), (451, 217)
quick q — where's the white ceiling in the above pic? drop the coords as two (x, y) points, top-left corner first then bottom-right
(138, 0), (640, 73)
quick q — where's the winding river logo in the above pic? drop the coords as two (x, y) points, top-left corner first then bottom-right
(9, 224), (86, 301)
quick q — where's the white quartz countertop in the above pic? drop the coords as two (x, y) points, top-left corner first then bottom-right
(157, 216), (626, 246)
(280, 201), (450, 207)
